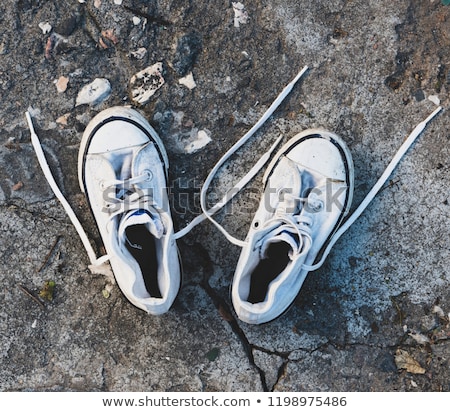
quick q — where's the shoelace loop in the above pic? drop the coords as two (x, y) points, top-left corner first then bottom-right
(261, 192), (315, 259)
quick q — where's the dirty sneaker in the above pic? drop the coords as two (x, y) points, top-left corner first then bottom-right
(78, 107), (180, 315)
(231, 130), (354, 324)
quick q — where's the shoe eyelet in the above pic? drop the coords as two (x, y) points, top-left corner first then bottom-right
(144, 170), (153, 181)
(277, 188), (291, 201)
(253, 220), (260, 229)
(306, 200), (323, 213)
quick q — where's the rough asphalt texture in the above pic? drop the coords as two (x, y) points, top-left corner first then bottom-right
(1, 0), (449, 391)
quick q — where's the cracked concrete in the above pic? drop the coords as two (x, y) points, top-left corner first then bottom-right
(1, 0), (449, 392)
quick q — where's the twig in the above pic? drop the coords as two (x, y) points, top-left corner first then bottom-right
(37, 235), (62, 273)
(17, 284), (45, 308)
(123, 5), (172, 26)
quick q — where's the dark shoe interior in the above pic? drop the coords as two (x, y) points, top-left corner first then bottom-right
(247, 242), (291, 303)
(125, 225), (162, 298)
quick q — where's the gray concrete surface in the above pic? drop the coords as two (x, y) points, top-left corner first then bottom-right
(1, 0), (449, 391)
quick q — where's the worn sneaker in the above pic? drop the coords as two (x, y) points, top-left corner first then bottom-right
(231, 129), (354, 324)
(78, 106), (181, 315)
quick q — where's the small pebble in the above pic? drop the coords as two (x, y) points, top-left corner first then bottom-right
(428, 94), (440, 106)
(130, 47), (147, 59)
(12, 181), (24, 191)
(179, 72), (196, 90)
(55, 76), (69, 93)
(75, 78), (111, 106)
(38, 22), (52, 34)
(185, 130), (211, 154)
(130, 63), (164, 104)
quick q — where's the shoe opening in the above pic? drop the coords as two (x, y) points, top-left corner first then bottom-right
(125, 225), (162, 298)
(247, 242), (291, 303)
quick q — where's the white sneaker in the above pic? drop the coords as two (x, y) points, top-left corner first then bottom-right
(231, 129), (354, 324)
(78, 107), (181, 315)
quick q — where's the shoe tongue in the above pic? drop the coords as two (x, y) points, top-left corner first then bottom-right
(120, 210), (164, 239)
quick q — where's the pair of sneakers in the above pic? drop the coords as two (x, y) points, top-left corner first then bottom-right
(77, 106), (353, 324)
(27, 68), (441, 325)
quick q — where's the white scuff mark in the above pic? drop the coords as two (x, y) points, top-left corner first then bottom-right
(179, 72), (196, 90)
(31, 319), (37, 329)
(133, 16), (141, 25)
(39, 22), (52, 34)
(75, 78), (111, 106)
(428, 94), (440, 106)
(78, 0), (86, 3)
(114, 0), (123, 5)
(130, 62), (164, 104)
(232, 2), (249, 28)
(130, 47), (147, 59)
(185, 129), (211, 154)
(94, 0), (102, 8)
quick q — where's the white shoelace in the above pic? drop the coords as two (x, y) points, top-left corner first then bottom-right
(26, 67), (443, 275)
(101, 173), (155, 218)
(173, 65), (310, 243)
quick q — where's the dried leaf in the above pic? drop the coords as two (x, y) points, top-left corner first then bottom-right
(395, 349), (426, 374)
